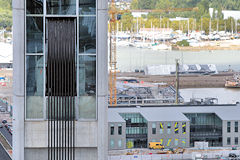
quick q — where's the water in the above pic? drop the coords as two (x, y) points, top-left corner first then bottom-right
(116, 47), (240, 104)
(117, 46), (240, 72)
(180, 88), (240, 104)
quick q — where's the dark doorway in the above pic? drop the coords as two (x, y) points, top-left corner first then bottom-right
(46, 18), (76, 160)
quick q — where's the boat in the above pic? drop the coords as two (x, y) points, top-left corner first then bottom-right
(151, 44), (172, 51)
(225, 74), (240, 88)
(225, 81), (240, 88)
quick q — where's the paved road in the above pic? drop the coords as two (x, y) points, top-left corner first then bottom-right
(0, 127), (12, 146)
(0, 143), (11, 160)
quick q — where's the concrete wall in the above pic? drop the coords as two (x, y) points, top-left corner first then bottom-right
(97, 0), (108, 159)
(24, 147), (98, 160)
(12, 0), (25, 159)
(148, 121), (190, 148)
(222, 120), (240, 147)
(108, 122), (126, 150)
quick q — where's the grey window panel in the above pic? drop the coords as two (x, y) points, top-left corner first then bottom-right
(26, 55), (44, 119)
(26, 16), (43, 53)
(47, 0), (76, 15)
(27, 0), (43, 14)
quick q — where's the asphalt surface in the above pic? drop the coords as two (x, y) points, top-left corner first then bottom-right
(0, 143), (11, 160)
(0, 127), (12, 146)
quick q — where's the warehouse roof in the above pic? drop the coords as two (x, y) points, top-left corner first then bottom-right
(108, 104), (240, 122)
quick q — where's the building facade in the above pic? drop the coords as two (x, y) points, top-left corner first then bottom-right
(13, 0), (108, 159)
(108, 105), (240, 150)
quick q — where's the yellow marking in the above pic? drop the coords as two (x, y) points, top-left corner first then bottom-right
(182, 124), (186, 127)
(182, 141), (186, 144)
(160, 139), (163, 144)
(175, 128), (179, 131)
(160, 123), (163, 129)
(183, 132), (186, 134)
(175, 122), (178, 127)
(167, 139), (172, 146)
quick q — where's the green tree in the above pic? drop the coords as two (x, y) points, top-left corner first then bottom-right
(156, 0), (173, 9)
(130, 0), (139, 10)
(120, 13), (134, 31)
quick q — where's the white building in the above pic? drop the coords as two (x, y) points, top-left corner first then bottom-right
(222, 10), (240, 20)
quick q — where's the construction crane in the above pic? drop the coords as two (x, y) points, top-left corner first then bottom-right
(108, 2), (198, 106)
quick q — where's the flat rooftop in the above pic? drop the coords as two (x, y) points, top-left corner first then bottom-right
(108, 104), (240, 122)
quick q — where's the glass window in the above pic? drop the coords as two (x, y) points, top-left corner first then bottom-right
(235, 137), (238, 145)
(182, 139), (186, 147)
(227, 121), (231, 133)
(79, 16), (96, 54)
(26, 56), (44, 119)
(118, 140), (122, 148)
(118, 124), (122, 135)
(227, 137), (231, 145)
(182, 122), (186, 134)
(79, 0), (96, 15)
(110, 124), (114, 135)
(235, 121), (238, 132)
(152, 123), (156, 134)
(27, 0), (43, 14)
(26, 17), (43, 53)
(78, 55), (96, 119)
(46, 0), (76, 15)
(110, 139), (114, 148)
(167, 123), (171, 134)
(160, 122), (164, 134)
(175, 122), (179, 134)
(167, 139), (172, 146)
(175, 139), (178, 146)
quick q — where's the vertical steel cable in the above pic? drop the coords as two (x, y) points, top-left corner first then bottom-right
(47, 18), (76, 160)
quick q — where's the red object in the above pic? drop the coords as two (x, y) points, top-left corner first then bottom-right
(124, 81), (128, 84)
(140, 81), (144, 84)
(149, 153), (152, 155)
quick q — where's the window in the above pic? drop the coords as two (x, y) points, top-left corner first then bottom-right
(182, 139), (186, 147)
(118, 140), (122, 148)
(78, 55), (96, 119)
(26, 56), (44, 119)
(152, 123), (156, 134)
(152, 139), (156, 142)
(227, 122), (231, 133)
(160, 122), (164, 134)
(167, 123), (171, 134)
(227, 137), (231, 145)
(26, 17), (43, 53)
(175, 122), (179, 134)
(110, 139), (114, 148)
(47, 0), (76, 15)
(235, 122), (238, 132)
(167, 139), (172, 146)
(79, 0), (96, 15)
(182, 122), (186, 134)
(79, 17), (96, 54)
(175, 139), (179, 146)
(27, 0), (43, 14)
(235, 137), (238, 145)
(118, 124), (122, 135)
(110, 124), (114, 135)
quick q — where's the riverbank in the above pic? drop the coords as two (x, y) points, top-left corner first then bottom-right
(173, 39), (240, 51)
(174, 45), (240, 51)
(117, 71), (239, 89)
